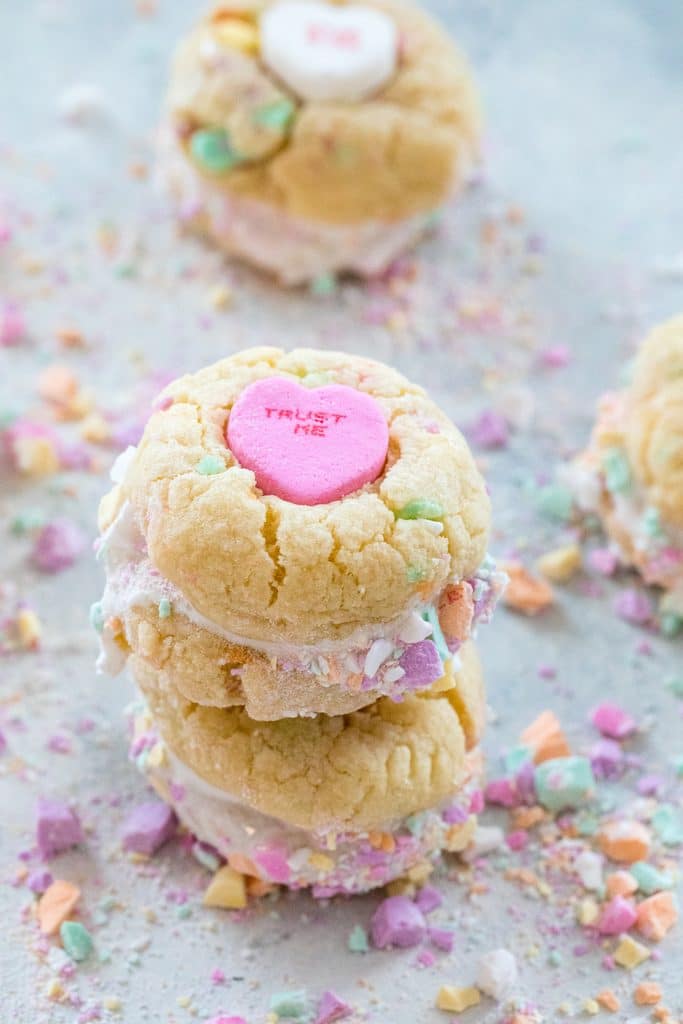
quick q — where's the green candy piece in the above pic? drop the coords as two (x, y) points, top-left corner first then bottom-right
(11, 510), (45, 535)
(665, 675), (683, 698)
(158, 598), (172, 619)
(535, 483), (574, 523)
(196, 454), (225, 475)
(422, 605), (449, 663)
(309, 272), (337, 297)
(253, 98), (295, 131)
(642, 506), (663, 538)
(190, 129), (241, 174)
(89, 601), (104, 634)
(630, 861), (674, 895)
(406, 564), (428, 583)
(395, 499), (444, 522)
(534, 756), (595, 813)
(347, 924), (369, 953)
(652, 805), (683, 846)
(660, 611), (683, 638)
(602, 447), (631, 494)
(503, 745), (533, 774)
(60, 921), (94, 962)
(269, 990), (309, 1018)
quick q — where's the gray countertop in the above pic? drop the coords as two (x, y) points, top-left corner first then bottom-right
(1, 2), (683, 1022)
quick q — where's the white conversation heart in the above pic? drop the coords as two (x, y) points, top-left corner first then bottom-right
(260, 1), (398, 103)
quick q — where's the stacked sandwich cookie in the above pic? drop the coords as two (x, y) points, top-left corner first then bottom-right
(94, 348), (505, 895)
(160, 0), (481, 283)
(567, 316), (683, 632)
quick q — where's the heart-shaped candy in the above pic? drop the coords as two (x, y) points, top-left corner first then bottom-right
(260, 1), (398, 103)
(227, 377), (389, 505)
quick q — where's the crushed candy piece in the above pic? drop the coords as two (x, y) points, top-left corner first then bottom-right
(630, 861), (674, 895)
(36, 798), (84, 859)
(32, 519), (87, 573)
(476, 949), (518, 999)
(598, 820), (651, 863)
(435, 986), (481, 1013)
(314, 990), (352, 1023)
(597, 895), (637, 935)
(614, 935), (651, 969)
(534, 756), (594, 812)
(370, 895), (426, 949)
(203, 865), (247, 910)
(521, 710), (570, 764)
(590, 702), (637, 739)
(60, 920), (93, 961)
(502, 561), (554, 615)
(614, 588), (654, 625)
(633, 981), (662, 1006)
(635, 891), (678, 942)
(121, 801), (176, 855)
(38, 880), (81, 935)
(536, 544), (581, 583)
(269, 990), (309, 1019)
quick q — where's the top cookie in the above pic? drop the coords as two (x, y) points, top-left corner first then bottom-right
(98, 348), (491, 651)
(165, 0), (481, 224)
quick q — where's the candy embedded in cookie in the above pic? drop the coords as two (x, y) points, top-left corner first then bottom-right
(160, 1), (482, 282)
(226, 378), (389, 505)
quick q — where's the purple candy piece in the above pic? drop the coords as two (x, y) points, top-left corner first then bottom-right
(414, 884), (442, 915)
(32, 519), (87, 573)
(398, 640), (443, 690)
(315, 990), (353, 1024)
(614, 588), (653, 625)
(429, 927), (455, 953)
(597, 896), (637, 935)
(370, 895), (426, 949)
(36, 797), (84, 859)
(468, 409), (510, 450)
(27, 868), (53, 894)
(121, 801), (176, 856)
(485, 778), (519, 808)
(590, 739), (625, 780)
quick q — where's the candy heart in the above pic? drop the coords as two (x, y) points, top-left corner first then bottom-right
(260, 1), (398, 103)
(227, 377), (389, 505)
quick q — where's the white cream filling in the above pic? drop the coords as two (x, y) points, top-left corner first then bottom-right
(158, 127), (435, 284)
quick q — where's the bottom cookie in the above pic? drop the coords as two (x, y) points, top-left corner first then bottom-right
(129, 702), (481, 896)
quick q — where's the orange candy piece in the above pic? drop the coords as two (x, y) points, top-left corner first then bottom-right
(596, 990), (620, 1012)
(635, 891), (678, 942)
(605, 870), (638, 897)
(438, 582), (474, 643)
(501, 561), (554, 616)
(520, 710), (570, 764)
(634, 982), (662, 1006)
(598, 820), (651, 863)
(37, 880), (81, 936)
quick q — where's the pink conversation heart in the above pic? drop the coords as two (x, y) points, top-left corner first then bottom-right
(227, 378), (389, 505)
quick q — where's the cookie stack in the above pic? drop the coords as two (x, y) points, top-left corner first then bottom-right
(160, 0), (481, 284)
(94, 349), (505, 895)
(568, 316), (683, 632)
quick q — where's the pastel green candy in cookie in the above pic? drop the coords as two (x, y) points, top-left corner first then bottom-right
(89, 601), (104, 633)
(60, 921), (94, 961)
(535, 483), (574, 523)
(252, 98), (296, 131)
(642, 506), (663, 538)
(602, 447), (631, 493)
(190, 129), (242, 173)
(158, 598), (172, 619)
(196, 454), (225, 475)
(395, 499), (444, 521)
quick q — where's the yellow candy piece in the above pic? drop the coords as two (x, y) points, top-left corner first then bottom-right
(307, 852), (334, 873)
(536, 544), (582, 583)
(17, 608), (42, 649)
(576, 897), (599, 926)
(614, 935), (651, 969)
(203, 865), (247, 909)
(211, 18), (259, 54)
(435, 986), (481, 1013)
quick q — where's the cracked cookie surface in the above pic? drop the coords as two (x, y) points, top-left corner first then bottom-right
(131, 641), (484, 832)
(104, 347), (491, 646)
(165, 0), (481, 225)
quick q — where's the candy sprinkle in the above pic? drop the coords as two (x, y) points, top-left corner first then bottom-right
(60, 920), (94, 962)
(395, 499), (444, 521)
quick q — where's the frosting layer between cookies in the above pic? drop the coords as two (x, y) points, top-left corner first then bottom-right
(130, 702), (481, 896)
(96, 494), (504, 710)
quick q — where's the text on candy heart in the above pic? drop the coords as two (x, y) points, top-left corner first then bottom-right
(264, 406), (347, 437)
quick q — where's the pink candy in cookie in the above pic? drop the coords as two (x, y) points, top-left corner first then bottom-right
(227, 378), (389, 505)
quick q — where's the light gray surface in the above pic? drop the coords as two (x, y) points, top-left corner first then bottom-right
(1, 2), (683, 1022)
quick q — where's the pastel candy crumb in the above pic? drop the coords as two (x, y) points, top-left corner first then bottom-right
(203, 865), (248, 910)
(314, 990), (353, 1024)
(598, 820), (651, 863)
(534, 756), (594, 812)
(597, 896), (637, 935)
(521, 710), (570, 764)
(435, 985), (481, 1013)
(370, 895), (426, 949)
(502, 561), (555, 616)
(635, 891), (678, 942)
(121, 801), (176, 856)
(38, 880), (81, 935)
(476, 948), (518, 1000)
(613, 935), (651, 969)
(36, 797), (84, 859)
(591, 702), (637, 739)
(60, 920), (93, 961)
